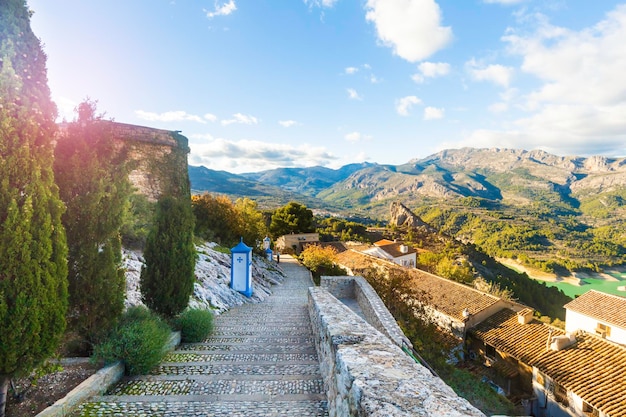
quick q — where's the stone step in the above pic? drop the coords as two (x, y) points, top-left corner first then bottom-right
(216, 314), (310, 321)
(176, 344), (316, 353)
(163, 352), (319, 363)
(151, 362), (322, 376)
(201, 336), (314, 345)
(75, 399), (329, 416)
(212, 329), (313, 337)
(72, 260), (328, 417)
(108, 375), (325, 396)
(213, 325), (312, 332)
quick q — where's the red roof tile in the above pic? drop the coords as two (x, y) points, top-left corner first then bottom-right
(336, 249), (500, 320)
(471, 308), (626, 417)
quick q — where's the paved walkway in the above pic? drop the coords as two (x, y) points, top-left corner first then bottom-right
(75, 255), (329, 416)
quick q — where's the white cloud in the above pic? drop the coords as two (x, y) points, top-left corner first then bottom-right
(135, 110), (206, 124)
(488, 102), (509, 113)
(221, 113), (259, 126)
(412, 61), (450, 83)
(459, 4), (626, 156)
(347, 88), (363, 100)
(303, 0), (339, 8)
(505, 6), (626, 108)
(424, 106), (444, 120)
(396, 95), (422, 116)
(365, 0), (453, 63)
(188, 137), (338, 173)
(344, 132), (372, 142)
(204, 113), (218, 122)
(483, 0), (525, 4)
(205, 0), (237, 18)
(466, 59), (514, 87)
(279, 120), (299, 127)
(345, 67), (359, 74)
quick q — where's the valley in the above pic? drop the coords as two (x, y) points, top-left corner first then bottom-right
(190, 147), (626, 276)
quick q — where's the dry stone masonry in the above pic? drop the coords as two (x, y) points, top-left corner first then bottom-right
(309, 282), (485, 417)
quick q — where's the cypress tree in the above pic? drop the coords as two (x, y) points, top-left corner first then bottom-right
(54, 100), (131, 346)
(0, 1), (68, 415)
(141, 196), (196, 319)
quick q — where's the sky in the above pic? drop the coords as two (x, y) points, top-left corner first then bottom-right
(27, 0), (626, 173)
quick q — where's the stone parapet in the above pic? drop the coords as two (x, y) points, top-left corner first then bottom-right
(320, 276), (411, 349)
(308, 287), (485, 417)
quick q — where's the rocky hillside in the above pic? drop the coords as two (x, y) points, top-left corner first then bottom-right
(189, 148), (626, 271)
(123, 242), (285, 314)
(319, 148), (626, 209)
(190, 148), (626, 212)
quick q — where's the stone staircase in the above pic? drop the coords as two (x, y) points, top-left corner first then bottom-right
(74, 256), (329, 416)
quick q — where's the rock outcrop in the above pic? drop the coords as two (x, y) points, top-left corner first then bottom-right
(389, 202), (437, 232)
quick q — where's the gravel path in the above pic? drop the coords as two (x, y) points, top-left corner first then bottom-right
(74, 255), (329, 416)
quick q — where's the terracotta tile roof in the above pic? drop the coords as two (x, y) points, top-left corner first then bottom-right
(336, 249), (501, 320)
(564, 290), (626, 328)
(377, 242), (417, 258)
(373, 239), (396, 246)
(471, 308), (626, 417)
(320, 241), (348, 253)
(471, 309), (564, 365)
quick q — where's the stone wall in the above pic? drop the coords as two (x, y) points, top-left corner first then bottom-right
(308, 287), (485, 417)
(58, 121), (190, 201)
(320, 276), (411, 349)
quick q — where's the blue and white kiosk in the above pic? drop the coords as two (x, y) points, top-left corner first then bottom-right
(263, 236), (273, 262)
(230, 238), (253, 297)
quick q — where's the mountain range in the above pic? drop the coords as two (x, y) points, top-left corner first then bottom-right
(190, 147), (626, 217)
(189, 147), (626, 271)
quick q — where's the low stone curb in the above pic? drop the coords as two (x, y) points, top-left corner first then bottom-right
(35, 361), (124, 417)
(35, 331), (181, 417)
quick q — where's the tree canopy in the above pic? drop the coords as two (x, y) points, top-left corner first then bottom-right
(54, 99), (132, 346)
(269, 202), (314, 238)
(141, 196), (196, 318)
(0, 1), (68, 414)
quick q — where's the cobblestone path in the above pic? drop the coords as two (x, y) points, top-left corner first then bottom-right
(75, 255), (329, 416)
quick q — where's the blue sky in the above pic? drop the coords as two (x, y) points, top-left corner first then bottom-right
(28, 0), (626, 173)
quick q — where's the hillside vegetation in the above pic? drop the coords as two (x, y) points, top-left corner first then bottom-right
(190, 148), (626, 274)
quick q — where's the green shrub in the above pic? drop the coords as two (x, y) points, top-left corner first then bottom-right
(92, 306), (171, 375)
(176, 308), (215, 343)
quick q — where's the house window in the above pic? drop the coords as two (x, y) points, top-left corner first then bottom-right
(583, 402), (600, 417)
(536, 371), (545, 387)
(553, 382), (569, 408)
(596, 323), (611, 338)
(485, 344), (496, 359)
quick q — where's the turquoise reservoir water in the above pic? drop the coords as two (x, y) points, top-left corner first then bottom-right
(538, 271), (626, 299)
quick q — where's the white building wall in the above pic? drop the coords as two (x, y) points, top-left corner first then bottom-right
(393, 253), (416, 268)
(565, 309), (626, 345)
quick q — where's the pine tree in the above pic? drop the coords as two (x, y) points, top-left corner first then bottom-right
(141, 196), (196, 318)
(269, 201), (314, 238)
(0, 1), (68, 415)
(54, 100), (132, 346)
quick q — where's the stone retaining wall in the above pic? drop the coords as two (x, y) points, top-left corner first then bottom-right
(308, 287), (485, 417)
(320, 276), (411, 349)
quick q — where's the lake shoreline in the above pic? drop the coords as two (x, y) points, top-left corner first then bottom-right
(496, 258), (626, 295)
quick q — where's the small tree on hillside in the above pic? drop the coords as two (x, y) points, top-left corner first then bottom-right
(234, 197), (268, 249)
(192, 193), (240, 245)
(269, 201), (314, 238)
(300, 244), (345, 280)
(54, 100), (132, 346)
(141, 196), (196, 318)
(0, 1), (68, 415)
